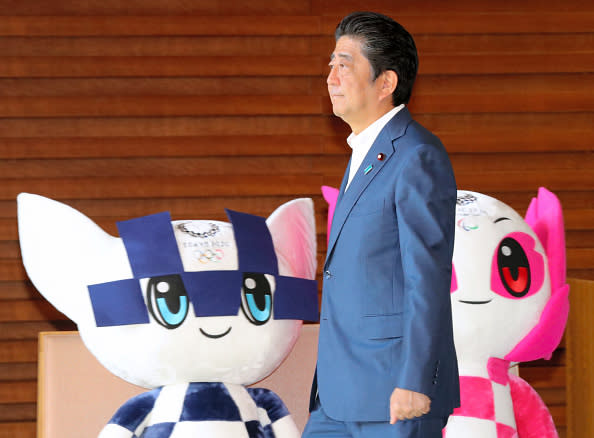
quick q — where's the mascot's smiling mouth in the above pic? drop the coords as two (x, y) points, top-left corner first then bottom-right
(199, 327), (232, 339)
(458, 299), (493, 305)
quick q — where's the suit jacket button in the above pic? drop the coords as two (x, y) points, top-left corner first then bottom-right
(325, 270), (332, 279)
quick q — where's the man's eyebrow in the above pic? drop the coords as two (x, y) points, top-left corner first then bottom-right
(330, 52), (353, 61)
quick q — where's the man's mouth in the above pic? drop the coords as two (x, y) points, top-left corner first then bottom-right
(199, 327), (232, 339)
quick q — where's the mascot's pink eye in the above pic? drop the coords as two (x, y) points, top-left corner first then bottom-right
(490, 232), (545, 300)
(497, 238), (530, 297)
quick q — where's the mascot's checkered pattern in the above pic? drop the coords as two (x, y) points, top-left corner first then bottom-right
(443, 358), (557, 438)
(101, 383), (290, 438)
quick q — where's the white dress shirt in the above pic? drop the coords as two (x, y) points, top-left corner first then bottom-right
(345, 104), (404, 190)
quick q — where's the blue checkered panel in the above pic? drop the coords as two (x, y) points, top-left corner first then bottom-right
(107, 388), (161, 432)
(180, 383), (241, 422)
(142, 423), (176, 438)
(101, 382), (291, 438)
(247, 388), (290, 423)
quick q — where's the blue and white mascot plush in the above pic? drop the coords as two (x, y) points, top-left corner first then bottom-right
(18, 193), (318, 438)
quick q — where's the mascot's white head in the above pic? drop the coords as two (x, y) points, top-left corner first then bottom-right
(18, 194), (318, 389)
(451, 188), (569, 365)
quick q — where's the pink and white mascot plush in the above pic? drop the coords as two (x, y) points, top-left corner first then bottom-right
(444, 188), (568, 438)
(321, 186), (569, 438)
(18, 193), (318, 438)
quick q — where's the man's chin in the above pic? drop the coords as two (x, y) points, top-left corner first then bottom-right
(331, 105), (344, 118)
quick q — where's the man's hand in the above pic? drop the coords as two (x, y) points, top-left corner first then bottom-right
(389, 387), (431, 424)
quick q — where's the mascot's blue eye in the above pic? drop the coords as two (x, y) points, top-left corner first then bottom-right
(146, 275), (189, 329)
(240, 273), (272, 325)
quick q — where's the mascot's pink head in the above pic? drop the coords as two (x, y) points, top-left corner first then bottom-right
(451, 187), (569, 363)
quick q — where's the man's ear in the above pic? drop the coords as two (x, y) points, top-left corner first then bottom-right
(17, 193), (132, 323)
(266, 198), (317, 280)
(379, 70), (398, 101)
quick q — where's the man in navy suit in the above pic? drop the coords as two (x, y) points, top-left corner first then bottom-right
(302, 12), (459, 438)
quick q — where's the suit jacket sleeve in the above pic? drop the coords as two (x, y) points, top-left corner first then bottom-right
(394, 142), (457, 398)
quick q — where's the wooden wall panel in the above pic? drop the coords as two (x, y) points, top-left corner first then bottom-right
(1, 1), (592, 437)
(0, 0), (312, 15)
(567, 279), (594, 438)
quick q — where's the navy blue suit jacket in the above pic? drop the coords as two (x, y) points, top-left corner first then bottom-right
(313, 107), (460, 422)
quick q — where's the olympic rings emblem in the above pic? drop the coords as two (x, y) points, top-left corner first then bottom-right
(195, 248), (225, 264)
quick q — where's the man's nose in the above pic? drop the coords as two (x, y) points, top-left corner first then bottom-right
(327, 68), (339, 86)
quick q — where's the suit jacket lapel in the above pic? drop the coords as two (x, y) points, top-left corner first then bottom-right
(336, 158), (351, 208)
(325, 108), (412, 268)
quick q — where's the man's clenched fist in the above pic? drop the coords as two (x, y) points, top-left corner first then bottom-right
(389, 387), (431, 424)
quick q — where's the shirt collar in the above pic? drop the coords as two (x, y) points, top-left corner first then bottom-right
(346, 104), (404, 151)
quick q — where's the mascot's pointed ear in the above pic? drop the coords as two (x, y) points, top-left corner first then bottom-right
(266, 198), (317, 280)
(321, 186), (339, 244)
(17, 193), (132, 324)
(525, 187), (566, 291)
